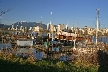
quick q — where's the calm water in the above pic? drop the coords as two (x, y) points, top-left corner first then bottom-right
(1, 36), (107, 61)
(92, 36), (108, 42)
(0, 43), (12, 50)
(16, 47), (60, 60)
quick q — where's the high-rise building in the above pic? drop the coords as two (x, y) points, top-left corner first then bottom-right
(11, 24), (14, 30)
(47, 23), (49, 30)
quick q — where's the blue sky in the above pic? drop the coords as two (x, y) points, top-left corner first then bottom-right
(0, 0), (108, 28)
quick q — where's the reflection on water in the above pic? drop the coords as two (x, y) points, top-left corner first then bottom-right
(0, 43), (12, 50)
(92, 36), (108, 42)
(52, 47), (59, 52)
(16, 47), (73, 61)
(16, 48), (43, 60)
(59, 54), (67, 61)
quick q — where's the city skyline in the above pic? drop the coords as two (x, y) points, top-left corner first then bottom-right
(0, 0), (108, 28)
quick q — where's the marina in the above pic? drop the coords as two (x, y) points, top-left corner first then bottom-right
(1, 0), (108, 72)
(0, 32), (108, 62)
(0, 4), (108, 71)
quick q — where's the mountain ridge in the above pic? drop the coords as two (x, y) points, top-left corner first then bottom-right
(0, 21), (57, 29)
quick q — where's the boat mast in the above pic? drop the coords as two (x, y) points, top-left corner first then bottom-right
(73, 18), (76, 49)
(73, 27), (76, 50)
(66, 20), (68, 30)
(50, 12), (53, 41)
(39, 16), (42, 36)
(96, 8), (100, 45)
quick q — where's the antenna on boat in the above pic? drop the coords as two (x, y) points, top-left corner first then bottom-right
(73, 18), (76, 50)
(50, 12), (52, 25)
(50, 12), (53, 41)
(39, 16), (42, 36)
(66, 20), (68, 29)
(77, 19), (79, 36)
(73, 21), (74, 33)
(73, 27), (76, 50)
(73, 18), (75, 33)
(96, 8), (100, 45)
(40, 16), (42, 28)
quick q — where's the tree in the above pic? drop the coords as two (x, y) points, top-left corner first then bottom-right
(0, 2), (12, 36)
(0, 2), (12, 21)
(0, 8), (11, 16)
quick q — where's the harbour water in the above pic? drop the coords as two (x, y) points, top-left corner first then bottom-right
(92, 36), (108, 43)
(0, 36), (108, 61)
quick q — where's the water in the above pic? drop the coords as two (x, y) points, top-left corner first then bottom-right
(0, 44), (70, 61)
(15, 47), (61, 59)
(16, 48), (44, 60)
(52, 47), (60, 52)
(92, 36), (108, 42)
(0, 43), (12, 50)
(59, 54), (67, 61)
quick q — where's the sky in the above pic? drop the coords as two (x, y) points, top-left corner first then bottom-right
(0, 0), (108, 28)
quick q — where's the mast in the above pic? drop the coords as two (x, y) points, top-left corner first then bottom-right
(73, 18), (76, 49)
(66, 20), (68, 29)
(73, 27), (76, 50)
(39, 16), (42, 36)
(40, 16), (42, 30)
(96, 8), (100, 45)
(73, 22), (74, 33)
(77, 20), (79, 37)
(50, 12), (53, 41)
(73, 18), (75, 33)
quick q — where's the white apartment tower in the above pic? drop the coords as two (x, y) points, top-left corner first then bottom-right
(47, 23), (49, 30)
(11, 24), (14, 30)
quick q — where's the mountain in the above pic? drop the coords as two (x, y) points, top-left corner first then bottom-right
(0, 24), (11, 28)
(0, 24), (4, 28)
(0, 21), (57, 29)
(13, 22), (47, 29)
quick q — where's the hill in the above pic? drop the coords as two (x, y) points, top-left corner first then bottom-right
(12, 22), (47, 29)
(0, 21), (57, 29)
